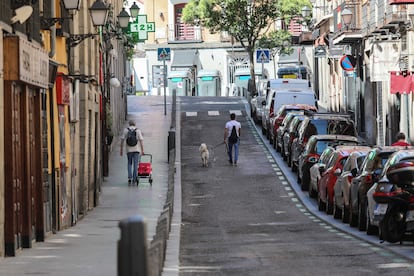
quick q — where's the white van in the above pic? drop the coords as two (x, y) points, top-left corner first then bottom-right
(261, 79), (313, 133)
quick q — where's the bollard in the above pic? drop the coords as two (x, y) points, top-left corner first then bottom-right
(168, 128), (176, 162)
(118, 215), (148, 276)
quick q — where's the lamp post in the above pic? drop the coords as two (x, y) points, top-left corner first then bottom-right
(341, 8), (353, 30)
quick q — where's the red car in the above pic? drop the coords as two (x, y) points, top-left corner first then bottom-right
(269, 104), (317, 147)
(318, 146), (371, 215)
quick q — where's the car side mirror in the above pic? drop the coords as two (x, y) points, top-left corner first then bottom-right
(319, 165), (326, 173)
(334, 168), (342, 176)
(351, 168), (358, 177)
(261, 100), (266, 106)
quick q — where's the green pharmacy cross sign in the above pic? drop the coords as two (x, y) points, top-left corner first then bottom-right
(129, 15), (155, 41)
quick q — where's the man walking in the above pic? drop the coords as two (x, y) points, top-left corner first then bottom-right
(224, 113), (241, 166)
(120, 120), (144, 184)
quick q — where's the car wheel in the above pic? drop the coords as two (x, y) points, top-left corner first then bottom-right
(349, 206), (358, 227)
(297, 173), (302, 185)
(326, 192), (333, 215)
(309, 183), (317, 198)
(333, 196), (342, 219)
(301, 172), (309, 191)
(287, 153), (292, 167)
(342, 204), (350, 223)
(358, 198), (367, 231)
(318, 190), (326, 211)
(291, 162), (297, 172)
(262, 127), (266, 135)
(366, 204), (378, 235)
(276, 141), (281, 152)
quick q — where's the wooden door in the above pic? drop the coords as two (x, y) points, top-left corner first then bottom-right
(4, 82), (23, 256)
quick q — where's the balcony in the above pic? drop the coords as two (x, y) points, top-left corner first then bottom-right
(168, 23), (203, 43)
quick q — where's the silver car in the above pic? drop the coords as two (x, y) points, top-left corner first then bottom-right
(333, 149), (370, 221)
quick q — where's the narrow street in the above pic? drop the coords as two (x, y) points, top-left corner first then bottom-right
(177, 97), (414, 275)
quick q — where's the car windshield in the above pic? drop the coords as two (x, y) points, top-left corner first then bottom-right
(305, 119), (355, 139)
(314, 140), (358, 155)
(363, 151), (393, 172)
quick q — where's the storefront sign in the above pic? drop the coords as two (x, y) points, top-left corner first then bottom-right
(3, 36), (49, 88)
(56, 73), (71, 105)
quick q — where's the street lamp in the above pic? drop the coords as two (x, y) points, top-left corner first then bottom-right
(130, 2), (140, 18)
(40, 0), (81, 29)
(341, 8), (353, 30)
(89, 0), (109, 27)
(117, 8), (131, 29)
(301, 6), (311, 18)
(62, 0), (81, 10)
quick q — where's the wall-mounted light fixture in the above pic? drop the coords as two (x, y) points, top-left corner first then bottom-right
(40, 0), (81, 29)
(117, 8), (131, 29)
(341, 8), (353, 30)
(89, 0), (110, 27)
(130, 2), (140, 18)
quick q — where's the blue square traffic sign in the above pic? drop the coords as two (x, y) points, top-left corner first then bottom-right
(158, 48), (171, 61)
(256, 49), (270, 63)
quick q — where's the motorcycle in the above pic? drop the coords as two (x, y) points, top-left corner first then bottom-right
(372, 161), (414, 243)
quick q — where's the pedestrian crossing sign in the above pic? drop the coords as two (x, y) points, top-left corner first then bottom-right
(158, 48), (171, 61)
(256, 49), (270, 63)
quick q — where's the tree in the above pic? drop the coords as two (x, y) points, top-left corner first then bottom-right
(258, 30), (294, 79)
(182, 0), (311, 94)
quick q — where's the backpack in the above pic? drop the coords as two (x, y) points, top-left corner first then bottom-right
(228, 125), (238, 143)
(126, 127), (138, 146)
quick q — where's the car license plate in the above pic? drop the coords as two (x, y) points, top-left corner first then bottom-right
(374, 204), (388, 216)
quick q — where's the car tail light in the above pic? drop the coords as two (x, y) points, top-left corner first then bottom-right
(363, 174), (372, 185)
(347, 175), (353, 183)
(306, 154), (319, 164)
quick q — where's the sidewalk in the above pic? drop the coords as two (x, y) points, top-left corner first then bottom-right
(0, 96), (174, 276)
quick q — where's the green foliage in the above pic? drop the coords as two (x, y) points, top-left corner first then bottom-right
(181, 0), (311, 92)
(258, 30), (294, 58)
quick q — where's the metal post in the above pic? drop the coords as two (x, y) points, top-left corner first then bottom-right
(163, 58), (167, 116)
(118, 215), (148, 276)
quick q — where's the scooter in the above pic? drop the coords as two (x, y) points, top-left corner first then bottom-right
(372, 161), (414, 243)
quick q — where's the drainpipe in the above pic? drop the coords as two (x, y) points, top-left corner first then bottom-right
(41, 0), (58, 231)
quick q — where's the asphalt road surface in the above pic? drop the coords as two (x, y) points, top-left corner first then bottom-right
(178, 96), (414, 275)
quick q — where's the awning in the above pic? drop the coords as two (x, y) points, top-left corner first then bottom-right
(390, 71), (414, 94)
(171, 50), (199, 68)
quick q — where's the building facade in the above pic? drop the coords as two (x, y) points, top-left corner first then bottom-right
(0, 0), (129, 257)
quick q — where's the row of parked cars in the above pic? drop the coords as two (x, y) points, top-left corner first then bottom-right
(250, 82), (414, 244)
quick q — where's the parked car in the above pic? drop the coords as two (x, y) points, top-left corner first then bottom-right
(269, 104), (317, 147)
(349, 146), (408, 230)
(275, 112), (301, 153)
(318, 146), (371, 214)
(290, 113), (357, 172)
(261, 79), (313, 136)
(333, 148), (371, 220)
(283, 115), (306, 165)
(297, 134), (360, 191)
(250, 79), (268, 124)
(365, 148), (414, 235)
(308, 147), (336, 198)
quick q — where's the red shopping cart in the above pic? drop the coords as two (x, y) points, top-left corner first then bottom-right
(137, 154), (153, 185)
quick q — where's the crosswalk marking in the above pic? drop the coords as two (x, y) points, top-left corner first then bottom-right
(229, 110), (242, 116)
(208, 111), (219, 116)
(185, 110), (242, 117)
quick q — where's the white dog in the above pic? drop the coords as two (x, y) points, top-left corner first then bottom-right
(199, 143), (210, 167)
